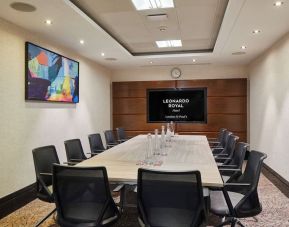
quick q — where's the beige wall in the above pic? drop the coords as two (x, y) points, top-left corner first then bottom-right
(111, 64), (248, 81)
(0, 19), (111, 198)
(249, 32), (289, 182)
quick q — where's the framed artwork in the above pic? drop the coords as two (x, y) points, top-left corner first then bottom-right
(25, 42), (79, 103)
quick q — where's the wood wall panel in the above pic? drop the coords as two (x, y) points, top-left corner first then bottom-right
(113, 98), (146, 114)
(176, 79), (247, 96)
(112, 78), (247, 142)
(207, 97), (246, 114)
(113, 81), (175, 98)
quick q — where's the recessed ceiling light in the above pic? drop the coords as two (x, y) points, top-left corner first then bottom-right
(101, 52), (105, 57)
(80, 40), (84, 44)
(150, 61), (153, 64)
(10, 2), (36, 12)
(192, 59), (196, 62)
(45, 20), (52, 25)
(274, 1), (283, 6)
(132, 0), (174, 10)
(241, 45), (247, 50)
(253, 29), (261, 34)
(156, 40), (182, 48)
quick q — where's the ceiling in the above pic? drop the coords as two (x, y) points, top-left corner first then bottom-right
(0, 0), (289, 69)
(70, 0), (228, 55)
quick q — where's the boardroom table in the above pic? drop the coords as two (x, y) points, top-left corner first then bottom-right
(77, 134), (223, 188)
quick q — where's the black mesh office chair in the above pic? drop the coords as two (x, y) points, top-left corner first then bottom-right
(218, 142), (249, 183)
(137, 169), (207, 227)
(52, 164), (121, 226)
(116, 127), (128, 143)
(210, 150), (267, 227)
(214, 134), (239, 163)
(211, 130), (232, 150)
(32, 145), (59, 226)
(88, 133), (106, 156)
(104, 130), (118, 149)
(64, 139), (87, 165)
(208, 128), (226, 147)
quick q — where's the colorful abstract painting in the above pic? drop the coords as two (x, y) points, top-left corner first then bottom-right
(25, 42), (79, 103)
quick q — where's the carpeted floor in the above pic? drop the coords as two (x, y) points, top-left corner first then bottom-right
(1, 173), (289, 227)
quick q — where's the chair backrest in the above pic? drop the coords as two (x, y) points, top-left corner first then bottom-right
(221, 130), (232, 147)
(217, 128), (226, 142)
(137, 169), (206, 227)
(64, 139), (86, 162)
(234, 150), (267, 218)
(32, 145), (60, 202)
(104, 130), (117, 145)
(116, 127), (127, 141)
(220, 134), (239, 160)
(53, 164), (119, 226)
(229, 142), (249, 169)
(88, 133), (105, 154)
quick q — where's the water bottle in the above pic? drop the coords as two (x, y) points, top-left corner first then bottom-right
(166, 123), (171, 142)
(154, 129), (160, 155)
(161, 126), (165, 149)
(146, 133), (153, 164)
(170, 121), (175, 136)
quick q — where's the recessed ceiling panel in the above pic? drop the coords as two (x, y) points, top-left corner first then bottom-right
(70, 0), (228, 55)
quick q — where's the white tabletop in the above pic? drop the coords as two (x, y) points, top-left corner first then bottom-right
(77, 135), (223, 187)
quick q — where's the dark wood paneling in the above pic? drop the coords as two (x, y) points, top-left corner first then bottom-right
(176, 79), (247, 97)
(177, 114), (246, 132)
(112, 79), (247, 142)
(113, 81), (175, 98)
(208, 97), (247, 114)
(113, 98), (146, 114)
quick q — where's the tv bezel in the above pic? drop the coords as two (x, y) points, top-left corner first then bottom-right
(146, 88), (207, 123)
(25, 42), (80, 103)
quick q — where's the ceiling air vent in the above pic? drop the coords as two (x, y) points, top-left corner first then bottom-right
(147, 14), (168, 21)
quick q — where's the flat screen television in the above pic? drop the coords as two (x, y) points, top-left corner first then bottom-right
(147, 88), (207, 123)
(25, 42), (79, 103)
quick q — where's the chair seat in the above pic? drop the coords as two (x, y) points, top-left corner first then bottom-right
(146, 207), (197, 227)
(210, 191), (244, 216)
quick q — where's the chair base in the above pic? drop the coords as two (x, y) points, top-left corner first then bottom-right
(217, 217), (245, 227)
(35, 207), (56, 227)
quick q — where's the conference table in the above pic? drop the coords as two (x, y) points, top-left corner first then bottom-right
(78, 134), (223, 188)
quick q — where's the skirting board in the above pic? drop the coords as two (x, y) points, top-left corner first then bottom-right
(0, 183), (36, 219)
(262, 163), (289, 198)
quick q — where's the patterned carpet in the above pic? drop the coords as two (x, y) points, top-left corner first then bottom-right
(1, 173), (289, 227)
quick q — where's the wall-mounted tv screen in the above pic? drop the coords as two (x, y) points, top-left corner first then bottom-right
(25, 42), (79, 103)
(147, 88), (207, 123)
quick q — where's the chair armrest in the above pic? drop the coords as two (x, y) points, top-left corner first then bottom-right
(113, 184), (125, 192)
(40, 172), (52, 176)
(215, 157), (231, 160)
(70, 158), (85, 162)
(224, 183), (250, 187)
(118, 139), (127, 142)
(107, 144), (117, 148)
(218, 168), (242, 172)
(87, 152), (101, 155)
(63, 161), (79, 166)
(217, 164), (238, 168)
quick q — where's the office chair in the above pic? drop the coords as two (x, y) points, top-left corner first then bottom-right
(64, 139), (87, 165)
(211, 129), (232, 150)
(210, 150), (267, 227)
(52, 164), (121, 226)
(104, 130), (118, 149)
(116, 127), (128, 143)
(32, 145), (59, 226)
(218, 142), (249, 183)
(208, 128), (226, 147)
(214, 134), (239, 163)
(137, 168), (207, 227)
(88, 133), (106, 156)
